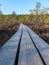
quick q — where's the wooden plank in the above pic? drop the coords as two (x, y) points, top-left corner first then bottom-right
(0, 24), (23, 65)
(18, 25), (43, 65)
(25, 24), (49, 65)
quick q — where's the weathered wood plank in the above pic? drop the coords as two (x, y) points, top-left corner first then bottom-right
(25, 24), (49, 65)
(18, 25), (43, 65)
(0, 24), (23, 65)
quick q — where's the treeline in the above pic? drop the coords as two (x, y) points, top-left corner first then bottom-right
(0, 13), (49, 28)
(0, 2), (49, 30)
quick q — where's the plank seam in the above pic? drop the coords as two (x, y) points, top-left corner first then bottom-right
(14, 28), (23, 65)
(27, 29), (47, 65)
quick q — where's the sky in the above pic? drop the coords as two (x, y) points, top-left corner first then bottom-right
(0, 0), (49, 14)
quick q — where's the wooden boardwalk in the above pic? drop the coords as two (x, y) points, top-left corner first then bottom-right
(0, 24), (49, 65)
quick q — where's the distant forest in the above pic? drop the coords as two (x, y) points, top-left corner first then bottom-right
(0, 13), (49, 29)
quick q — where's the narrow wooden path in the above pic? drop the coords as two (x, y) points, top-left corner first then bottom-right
(0, 24), (49, 65)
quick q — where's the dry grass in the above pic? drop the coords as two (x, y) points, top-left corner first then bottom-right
(0, 23), (20, 47)
(26, 23), (49, 44)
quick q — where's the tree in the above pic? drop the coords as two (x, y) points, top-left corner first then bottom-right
(0, 10), (3, 15)
(30, 2), (41, 24)
(40, 7), (49, 24)
(35, 2), (41, 24)
(12, 11), (16, 15)
(0, 4), (3, 15)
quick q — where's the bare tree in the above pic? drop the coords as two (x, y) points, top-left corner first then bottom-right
(30, 2), (41, 24)
(0, 4), (3, 15)
(40, 7), (49, 24)
(35, 2), (41, 24)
